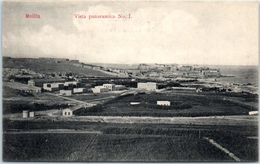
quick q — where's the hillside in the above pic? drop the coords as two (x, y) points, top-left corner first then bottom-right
(3, 57), (112, 77)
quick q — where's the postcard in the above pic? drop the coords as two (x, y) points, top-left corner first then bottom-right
(2, 0), (258, 162)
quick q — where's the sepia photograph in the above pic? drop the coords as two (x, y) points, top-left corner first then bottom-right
(2, 0), (259, 162)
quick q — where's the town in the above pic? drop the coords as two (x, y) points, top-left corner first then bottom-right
(3, 56), (258, 161)
(3, 56), (257, 118)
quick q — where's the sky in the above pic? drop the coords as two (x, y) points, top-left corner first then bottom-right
(2, 1), (259, 65)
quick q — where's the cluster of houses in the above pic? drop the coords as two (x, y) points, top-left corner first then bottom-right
(28, 78), (83, 95)
(136, 82), (202, 93)
(122, 64), (221, 79)
(27, 78), (127, 96)
(5, 81), (42, 94)
(28, 78), (86, 96)
(9, 76), (203, 97)
(176, 66), (221, 78)
(137, 82), (157, 91)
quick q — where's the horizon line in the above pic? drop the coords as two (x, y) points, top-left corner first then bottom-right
(3, 55), (259, 67)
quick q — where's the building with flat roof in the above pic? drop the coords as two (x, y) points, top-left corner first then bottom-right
(43, 83), (64, 92)
(202, 69), (221, 77)
(249, 111), (258, 116)
(5, 81), (41, 94)
(64, 81), (79, 87)
(29, 112), (35, 118)
(103, 84), (115, 91)
(157, 101), (171, 106)
(130, 102), (141, 105)
(92, 86), (109, 94)
(28, 78), (65, 87)
(60, 90), (72, 96)
(22, 110), (29, 118)
(62, 109), (73, 117)
(137, 82), (157, 91)
(73, 88), (86, 94)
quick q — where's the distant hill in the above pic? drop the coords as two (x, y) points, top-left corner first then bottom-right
(3, 57), (113, 77)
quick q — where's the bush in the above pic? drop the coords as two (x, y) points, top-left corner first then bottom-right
(74, 104), (103, 115)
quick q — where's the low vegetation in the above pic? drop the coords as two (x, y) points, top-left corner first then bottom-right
(3, 101), (70, 114)
(3, 120), (258, 162)
(74, 92), (255, 117)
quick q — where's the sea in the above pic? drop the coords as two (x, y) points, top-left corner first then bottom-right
(217, 65), (258, 86)
(211, 65), (258, 94)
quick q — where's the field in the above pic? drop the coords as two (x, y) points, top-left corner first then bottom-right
(74, 92), (257, 117)
(3, 120), (258, 162)
(3, 86), (75, 114)
(3, 58), (110, 77)
(3, 133), (229, 162)
(71, 92), (119, 102)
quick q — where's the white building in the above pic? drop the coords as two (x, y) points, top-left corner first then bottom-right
(28, 78), (65, 87)
(130, 102), (141, 105)
(249, 111), (258, 116)
(137, 82), (157, 91)
(157, 101), (171, 106)
(64, 81), (78, 87)
(73, 88), (86, 94)
(103, 84), (115, 91)
(29, 112), (35, 118)
(92, 86), (109, 94)
(62, 109), (73, 117)
(22, 110), (29, 118)
(202, 69), (221, 77)
(43, 83), (64, 92)
(60, 90), (72, 96)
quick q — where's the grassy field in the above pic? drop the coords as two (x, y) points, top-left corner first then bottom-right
(3, 120), (258, 162)
(74, 92), (256, 117)
(3, 87), (75, 114)
(3, 133), (231, 162)
(71, 92), (118, 102)
(3, 58), (110, 77)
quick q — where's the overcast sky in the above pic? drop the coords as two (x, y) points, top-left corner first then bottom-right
(2, 1), (258, 65)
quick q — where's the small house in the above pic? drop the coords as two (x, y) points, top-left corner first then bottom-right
(103, 84), (115, 91)
(92, 86), (109, 94)
(60, 90), (72, 96)
(130, 102), (141, 105)
(22, 110), (29, 118)
(29, 112), (35, 118)
(64, 81), (79, 87)
(43, 83), (64, 92)
(62, 109), (73, 117)
(28, 78), (65, 87)
(137, 82), (157, 91)
(73, 88), (86, 94)
(249, 111), (258, 116)
(157, 101), (171, 106)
